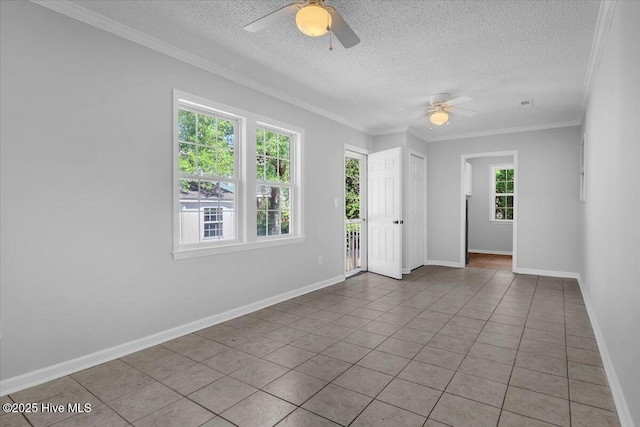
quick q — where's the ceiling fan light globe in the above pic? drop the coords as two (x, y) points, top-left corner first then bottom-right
(296, 4), (331, 37)
(430, 111), (449, 126)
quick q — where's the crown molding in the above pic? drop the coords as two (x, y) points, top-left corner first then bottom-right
(420, 120), (582, 143)
(30, 0), (370, 135)
(369, 126), (409, 136)
(578, 0), (617, 124)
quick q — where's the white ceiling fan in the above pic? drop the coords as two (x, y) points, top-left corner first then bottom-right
(244, 0), (360, 50)
(404, 93), (477, 129)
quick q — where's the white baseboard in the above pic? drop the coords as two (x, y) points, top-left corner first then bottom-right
(427, 260), (463, 268)
(0, 274), (345, 396)
(513, 268), (579, 279)
(576, 275), (634, 427)
(468, 249), (513, 256)
(402, 268), (411, 274)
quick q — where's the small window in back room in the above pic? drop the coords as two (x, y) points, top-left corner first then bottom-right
(492, 166), (515, 221)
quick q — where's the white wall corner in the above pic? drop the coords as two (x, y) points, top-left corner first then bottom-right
(576, 275), (635, 427)
(0, 274), (345, 397)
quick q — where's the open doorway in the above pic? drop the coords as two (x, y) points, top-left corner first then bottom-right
(345, 148), (367, 276)
(460, 150), (518, 271)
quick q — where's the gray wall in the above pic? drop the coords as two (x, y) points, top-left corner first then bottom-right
(427, 126), (581, 271)
(467, 156), (513, 253)
(580, 1), (640, 424)
(0, 1), (373, 380)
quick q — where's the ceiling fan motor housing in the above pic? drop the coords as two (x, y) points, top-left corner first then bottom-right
(430, 93), (451, 106)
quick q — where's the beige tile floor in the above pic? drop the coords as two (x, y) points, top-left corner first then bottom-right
(1, 266), (621, 427)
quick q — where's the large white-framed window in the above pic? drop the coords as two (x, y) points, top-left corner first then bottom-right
(256, 126), (295, 237)
(491, 164), (515, 222)
(173, 90), (304, 259)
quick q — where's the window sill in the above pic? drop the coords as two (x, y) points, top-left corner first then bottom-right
(490, 220), (514, 224)
(173, 236), (305, 260)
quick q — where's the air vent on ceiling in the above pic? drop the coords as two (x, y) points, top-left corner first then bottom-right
(520, 99), (534, 108)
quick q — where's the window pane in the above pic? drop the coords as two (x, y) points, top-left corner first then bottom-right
(281, 211), (290, 235)
(197, 114), (217, 145)
(281, 187), (290, 210)
(256, 156), (266, 181)
(506, 196), (514, 207)
(257, 210), (267, 236)
(257, 185), (269, 210)
(506, 169), (514, 181)
(265, 131), (278, 157)
(495, 209), (505, 220)
(507, 182), (514, 193)
(257, 129), (265, 155)
(217, 148), (234, 178)
(179, 179), (199, 244)
(218, 119), (235, 150)
(496, 182), (507, 193)
(495, 196), (506, 208)
(279, 135), (290, 160)
(197, 146), (216, 176)
(179, 110), (196, 142)
(179, 143), (197, 174)
(268, 211), (280, 235)
(267, 186), (281, 210)
(345, 157), (360, 220)
(279, 160), (290, 182)
(506, 209), (514, 220)
(495, 169), (506, 182)
(266, 157), (278, 181)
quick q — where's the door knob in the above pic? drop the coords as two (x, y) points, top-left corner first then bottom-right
(393, 220), (404, 224)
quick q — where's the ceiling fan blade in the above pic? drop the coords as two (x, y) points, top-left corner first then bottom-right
(445, 96), (473, 106)
(326, 7), (360, 48)
(244, 2), (302, 33)
(449, 106), (477, 117)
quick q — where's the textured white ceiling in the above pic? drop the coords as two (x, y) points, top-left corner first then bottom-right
(70, 0), (601, 139)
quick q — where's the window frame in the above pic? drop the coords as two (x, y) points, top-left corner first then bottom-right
(177, 102), (241, 248)
(255, 123), (297, 239)
(173, 90), (305, 259)
(490, 164), (515, 223)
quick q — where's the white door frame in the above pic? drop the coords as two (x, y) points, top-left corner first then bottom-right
(406, 149), (428, 273)
(459, 150), (518, 272)
(344, 144), (369, 276)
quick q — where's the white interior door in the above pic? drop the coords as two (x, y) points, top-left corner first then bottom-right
(409, 153), (426, 270)
(367, 147), (403, 279)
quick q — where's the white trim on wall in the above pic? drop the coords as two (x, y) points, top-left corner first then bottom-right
(0, 274), (345, 397)
(512, 268), (579, 279)
(460, 151), (518, 271)
(576, 275), (634, 427)
(426, 260), (461, 268)
(469, 249), (513, 256)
